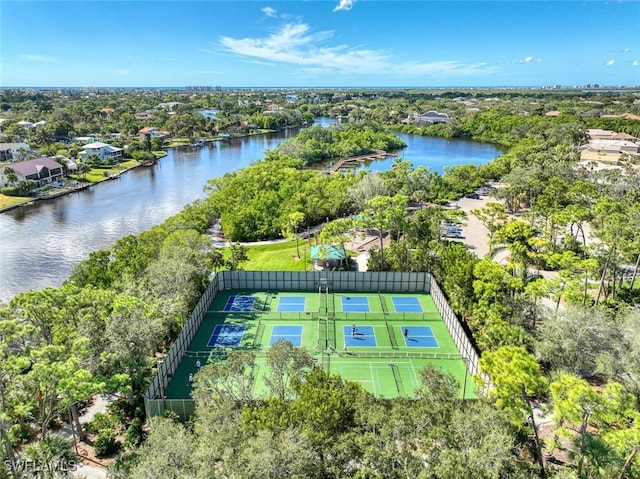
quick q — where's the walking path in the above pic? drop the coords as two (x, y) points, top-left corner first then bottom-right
(54, 395), (114, 478)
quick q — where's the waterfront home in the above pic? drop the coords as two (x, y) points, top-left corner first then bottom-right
(0, 156), (64, 188)
(138, 127), (171, 141)
(0, 142), (30, 162)
(79, 142), (123, 163)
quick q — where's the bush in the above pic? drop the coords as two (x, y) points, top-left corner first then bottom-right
(94, 429), (118, 457)
(7, 423), (30, 446)
(123, 418), (143, 449)
(1, 186), (19, 196)
(84, 412), (117, 435)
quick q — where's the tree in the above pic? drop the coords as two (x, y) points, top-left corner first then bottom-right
(479, 346), (547, 478)
(318, 219), (355, 270)
(3, 167), (18, 187)
(361, 194), (408, 271)
(192, 350), (258, 406)
(535, 306), (613, 376)
(265, 339), (315, 400)
(225, 242), (249, 271)
(19, 341), (101, 438)
(472, 202), (508, 256)
(127, 417), (197, 479)
(550, 373), (635, 478)
(282, 211), (305, 259)
(102, 296), (162, 405)
(494, 220), (536, 280)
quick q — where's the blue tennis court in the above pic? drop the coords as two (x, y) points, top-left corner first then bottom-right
(401, 325), (438, 347)
(223, 295), (256, 312)
(341, 296), (370, 312)
(392, 296), (424, 313)
(270, 325), (303, 346)
(277, 296), (306, 312)
(207, 324), (246, 347)
(344, 325), (377, 347)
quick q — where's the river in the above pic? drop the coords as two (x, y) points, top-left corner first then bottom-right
(0, 124), (502, 302)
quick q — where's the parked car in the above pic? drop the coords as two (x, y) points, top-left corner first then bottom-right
(464, 193), (480, 199)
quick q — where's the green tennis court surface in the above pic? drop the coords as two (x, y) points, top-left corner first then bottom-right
(163, 289), (476, 400)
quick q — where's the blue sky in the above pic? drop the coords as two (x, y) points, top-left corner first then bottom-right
(2, 1), (639, 88)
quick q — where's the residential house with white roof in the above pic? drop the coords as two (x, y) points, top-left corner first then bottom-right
(79, 142), (123, 163)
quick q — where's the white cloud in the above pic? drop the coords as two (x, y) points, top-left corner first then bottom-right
(523, 56), (533, 63)
(606, 59), (615, 66)
(396, 61), (498, 78)
(262, 7), (277, 17)
(112, 69), (129, 76)
(633, 60), (639, 66)
(623, 48), (630, 53)
(20, 54), (58, 63)
(218, 23), (495, 79)
(333, 0), (355, 12)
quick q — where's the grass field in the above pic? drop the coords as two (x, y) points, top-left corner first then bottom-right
(237, 240), (311, 271)
(164, 289), (476, 401)
(0, 194), (31, 209)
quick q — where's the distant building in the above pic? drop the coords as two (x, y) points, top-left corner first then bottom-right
(135, 112), (154, 120)
(404, 111), (452, 126)
(72, 136), (101, 144)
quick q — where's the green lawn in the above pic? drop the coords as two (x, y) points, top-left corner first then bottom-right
(241, 240), (312, 271)
(0, 194), (31, 209)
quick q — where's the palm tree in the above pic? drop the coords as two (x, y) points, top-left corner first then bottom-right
(3, 167), (18, 187)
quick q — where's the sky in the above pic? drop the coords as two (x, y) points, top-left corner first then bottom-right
(1, 1), (639, 88)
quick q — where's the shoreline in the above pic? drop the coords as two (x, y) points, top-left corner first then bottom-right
(0, 154), (167, 215)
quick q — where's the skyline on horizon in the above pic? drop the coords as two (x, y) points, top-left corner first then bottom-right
(2, 1), (639, 89)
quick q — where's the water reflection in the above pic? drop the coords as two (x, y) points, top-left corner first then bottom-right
(0, 126), (503, 302)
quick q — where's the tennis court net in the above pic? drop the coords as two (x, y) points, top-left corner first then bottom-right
(345, 351), (462, 360)
(332, 312), (442, 322)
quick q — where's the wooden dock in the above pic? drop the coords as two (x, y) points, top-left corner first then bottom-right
(328, 150), (388, 174)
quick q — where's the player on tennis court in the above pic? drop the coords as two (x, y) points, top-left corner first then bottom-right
(404, 328), (409, 339)
(351, 324), (356, 338)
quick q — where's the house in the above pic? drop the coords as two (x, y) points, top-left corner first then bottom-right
(0, 157), (64, 188)
(157, 102), (182, 111)
(72, 136), (101, 144)
(138, 127), (170, 141)
(0, 142), (30, 162)
(79, 142), (123, 163)
(581, 139), (640, 156)
(135, 112), (154, 120)
(310, 245), (347, 271)
(403, 111), (452, 126)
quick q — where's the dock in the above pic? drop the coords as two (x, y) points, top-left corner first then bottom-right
(328, 150), (389, 174)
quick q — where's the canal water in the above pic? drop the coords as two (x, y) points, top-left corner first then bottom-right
(0, 124), (502, 302)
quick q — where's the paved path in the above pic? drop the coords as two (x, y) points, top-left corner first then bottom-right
(54, 395), (114, 478)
